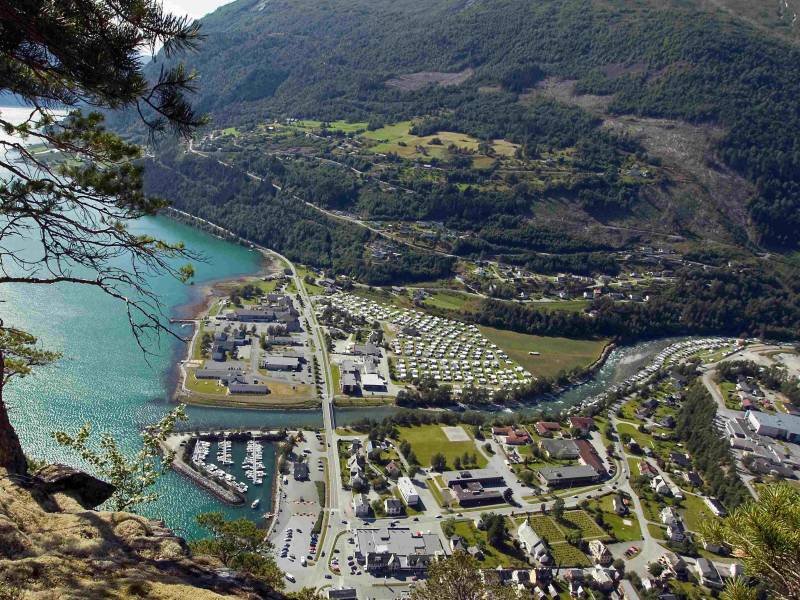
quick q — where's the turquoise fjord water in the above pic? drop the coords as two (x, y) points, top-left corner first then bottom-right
(3, 215), (320, 538)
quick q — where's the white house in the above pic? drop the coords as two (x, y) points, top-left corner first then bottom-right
(397, 476), (419, 506)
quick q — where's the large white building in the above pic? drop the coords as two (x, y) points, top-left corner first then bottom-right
(397, 476), (419, 506)
(746, 410), (800, 443)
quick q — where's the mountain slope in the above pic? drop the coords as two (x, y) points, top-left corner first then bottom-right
(143, 0), (800, 251)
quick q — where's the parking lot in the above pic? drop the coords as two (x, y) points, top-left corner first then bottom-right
(268, 431), (327, 582)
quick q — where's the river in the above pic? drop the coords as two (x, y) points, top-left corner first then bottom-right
(0, 170), (674, 538)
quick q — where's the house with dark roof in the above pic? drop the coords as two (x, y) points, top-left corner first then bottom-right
(293, 461), (309, 481)
(540, 438), (580, 460)
(538, 465), (600, 488)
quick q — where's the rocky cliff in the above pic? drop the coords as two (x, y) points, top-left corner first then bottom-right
(0, 465), (284, 600)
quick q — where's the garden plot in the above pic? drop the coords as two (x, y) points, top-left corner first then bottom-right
(329, 293), (533, 391)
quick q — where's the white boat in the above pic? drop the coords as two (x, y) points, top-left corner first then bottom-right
(251, 498), (260, 509)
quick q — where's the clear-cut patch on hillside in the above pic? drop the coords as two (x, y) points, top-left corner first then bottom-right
(385, 69), (474, 91)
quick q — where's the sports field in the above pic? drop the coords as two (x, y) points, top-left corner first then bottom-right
(396, 424), (486, 470)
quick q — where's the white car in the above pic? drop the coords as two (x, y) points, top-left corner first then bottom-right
(285, 573), (295, 583)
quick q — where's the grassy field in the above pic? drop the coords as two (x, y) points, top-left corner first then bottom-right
(397, 425), (485, 470)
(530, 300), (591, 313)
(423, 290), (482, 311)
(550, 542), (592, 567)
(449, 520), (528, 568)
(362, 121), (481, 160)
(679, 493), (714, 533)
(293, 119), (368, 134)
(719, 381), (741, 410)
(186, 369), (226, 394)
(477, 325), (608, 378)
(590, 494), (643, 542)
(561, 510), (608, 539)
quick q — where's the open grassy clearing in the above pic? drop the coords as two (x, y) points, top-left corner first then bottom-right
(423, 289), (483, 311)
(590, 494), (643, 542)
(397, 425), (485, 470)
(449, 520), (528, 568)
(679, 493), (714, 533)
(478, 325), (608, 378)
(550, 542), (591, 567)
(616, 422), (678, 461)
(530, 300), (591, 313)
(292, 119), (368, 133)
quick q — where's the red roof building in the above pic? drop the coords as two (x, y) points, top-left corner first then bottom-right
(576, 439), (607, 476)
(535, 421), (561, 436)
(569, 416), (594, 434)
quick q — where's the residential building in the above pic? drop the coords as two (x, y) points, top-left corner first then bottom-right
(695, 558), (723, 589)
(517, 520), (551, 564)
(492, 426), (531, 445)
(385, 461), (401, 479)
(704, 497), (727, 517)
(541, 438), (580, 459)
(589, 540), (612, 566)
(651, 475), (670, 495)
(659, 552), (687, 579)
(534, 421), (561, 437)
(353, 493), (370, 517)
(384, 498), (403, 516)
(592, 567), (615, 592)
(397, 476), (419, 506)
(569, 416), (594, 436)
(354, 527), (446, 575)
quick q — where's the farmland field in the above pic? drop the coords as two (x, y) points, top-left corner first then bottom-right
(528, 515), (566, 542)
(478, 325), (608, 378)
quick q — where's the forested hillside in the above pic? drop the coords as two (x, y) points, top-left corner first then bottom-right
(137, 0), (800, 250)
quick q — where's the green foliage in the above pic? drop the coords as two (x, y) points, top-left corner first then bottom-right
(676, 383), (750, 509)
(701, 483), (800, 600)
(410, 551), (517, 600)
(142, 0), (800, 249)
(431, 452), (447, 472)
(480, 512), (508, 549)
(192, 512), (283, 589)
(51, 405), (187, 512)
(442, 517), (457, 538)
(553, 497), (566, 522)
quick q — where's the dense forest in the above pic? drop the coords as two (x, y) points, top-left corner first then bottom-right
(126, 0), (800, 250)
(675, 383), (750, 509)
(472, 265), (800, 342)
(143, 149), (453, 284)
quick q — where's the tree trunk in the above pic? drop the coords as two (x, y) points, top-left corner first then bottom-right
(0, 353), (27, 475)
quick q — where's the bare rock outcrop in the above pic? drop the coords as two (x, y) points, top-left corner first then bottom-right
(0, 467), (284, 599)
